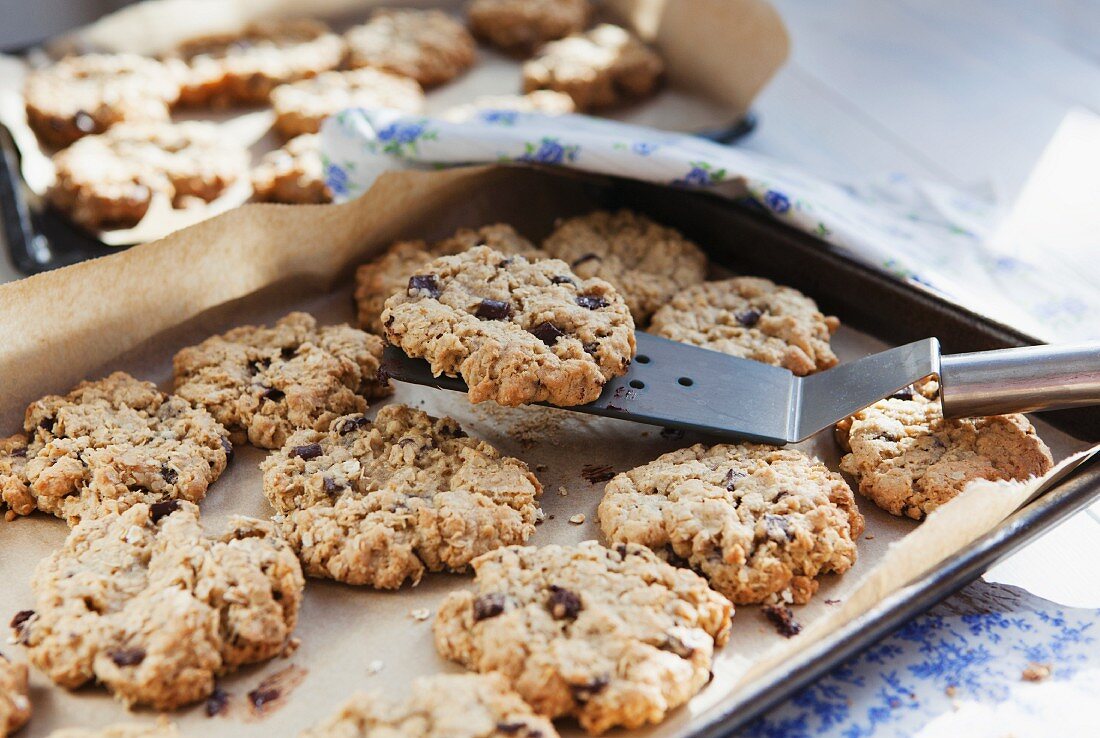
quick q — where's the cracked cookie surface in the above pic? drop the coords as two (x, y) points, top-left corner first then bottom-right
(173, 312), (389, 450)
(345, 10), (476, 88)
(261, 404), (541, 588)
(434, 541), (732, 734)
(837, 381), (1054, 520)
(598, 443), (864, 605)
(522, 24), (663, 110)
(0, 372), (230, 526)
(383, 246), (635, 407)
(0, 653), (31, 737)
(272, 68), (425, 139)
(170, 19), (344, 106)
(48, 121), (248, 231)
(302, 673), (559, 738)
(355, 224), (543, 334)
(469, 0), (591, 55)
(251, 133), (331, 204)
(24, 53), (181, 149)
(13, 501), (303, 710)
(541, 210), (708, 324)
(649, 277), (840, 375)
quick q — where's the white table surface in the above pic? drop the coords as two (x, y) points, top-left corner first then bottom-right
(1, 0), (1098, 734)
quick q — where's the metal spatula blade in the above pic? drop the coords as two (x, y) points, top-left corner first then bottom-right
(380, 333), (1100, 444)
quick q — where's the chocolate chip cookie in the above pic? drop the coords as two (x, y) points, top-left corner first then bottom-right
(434, 541), (732, 734)
(24, 53), (181, 149)
(0, 372), (231, 526)
(251, 133), (331, 204)
(599, 443), (864, 605)
(302, 673), (559, 738)
(541, 210), (708, 324)
(442, 90), (576, 122)
(522, 24), (663, 110)
(13, 501), (303, 710)
(272, 68), (425, 140)
(355, 224), (543, 334)
(649, 277), (840, 376)
(173, 312), (390, 449)
(345, 10), (476, 88)
(46, 722), (178, 738)
(261, 404), (541, 588)
(0, 653), (30, 737)
(170, 19), (345, 106)
(48, 121), (249, 231)
(468, 0), (591, 55)
(383, 246), (636, 407)
(837, 381), (1054, 520)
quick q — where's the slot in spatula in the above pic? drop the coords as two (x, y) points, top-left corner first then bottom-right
(380, 333), (1100, 444)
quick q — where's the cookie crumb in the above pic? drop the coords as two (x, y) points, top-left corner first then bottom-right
(944, 685), (957, 697)
(281, 637), (301, 658)
(410, 608), (431, 621)
(366, 660), (384, 675)
(865, 533), (875, 540)
(558, 486), (570, 496)
(568, 513), (586, 524)
(1022, 663), (1052, 682)
(761, 604), (802, 638)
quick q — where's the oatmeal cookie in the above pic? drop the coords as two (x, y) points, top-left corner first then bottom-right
(0, 653), (30, 737)
(468, 0), (591, 55)
(434, 541), (732, 734)
(272, 68), (425, 140)
(837, 381), (1054, 520)
(383, 246), (635, 407)
(0, 372), (230, 526)
(23, 53), (181, 149)
(302, 673), (558, 738)
(522, 24), (663, 110)
(345, 10), (476, 88)
(649, 277), (840, 376)
(261, 404), (541, 588)
(598, 443), (864, 605)
(355, 224), (543, 334)
(173, 312), (389, 450)
(252, 134), (331, 204)
(170, 19), (344, 106)
(48, 121), (248, 231)
(442, 90), (576, 122)
(541, 210), (708, 324)
(13, 501), (303, 710)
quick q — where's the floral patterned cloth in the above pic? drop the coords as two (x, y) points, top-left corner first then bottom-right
(320, 108), (1097, 343)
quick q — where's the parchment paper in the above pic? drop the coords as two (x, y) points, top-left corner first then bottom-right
(0, 166), (1095, 737)
(0, 0), (788, 245)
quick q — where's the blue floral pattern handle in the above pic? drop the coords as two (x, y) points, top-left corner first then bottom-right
(321, 108), (1096, 343)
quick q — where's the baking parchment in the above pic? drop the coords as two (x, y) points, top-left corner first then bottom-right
(0, 165), (1095, 737)
(0, 0), (788, 245)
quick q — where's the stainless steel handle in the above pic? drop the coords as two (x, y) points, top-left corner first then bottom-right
(939, 342), (1100, 417)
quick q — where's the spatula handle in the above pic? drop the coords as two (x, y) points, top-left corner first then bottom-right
(939, 342), (1100, 417)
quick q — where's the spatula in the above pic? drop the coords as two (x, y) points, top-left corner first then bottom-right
(380, 333), (1100, 445)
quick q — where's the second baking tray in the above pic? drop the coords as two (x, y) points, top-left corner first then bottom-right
(0, 165), (1095, 736)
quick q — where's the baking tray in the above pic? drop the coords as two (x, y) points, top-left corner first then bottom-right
(0, 165), (1096, 736)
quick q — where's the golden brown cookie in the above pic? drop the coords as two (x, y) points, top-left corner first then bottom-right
(0, 653), (31, 737)
(251, 133), (331, 204)
(272, 68), (425, 140)
(345, 10), (476, 88)
(468, 0), (591, 55)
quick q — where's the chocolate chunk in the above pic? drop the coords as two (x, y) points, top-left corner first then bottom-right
(663, 546), (691, 569)
(150, 499), (181, 522)
(322, 476), (344, 495)
(248, 687), (280, 710)
(109, 647), (146, 666)
(581, 464), (615, 484)
(575, 294), (608, 310)
(763, 514), (794, 542)
(473, 593), (507, 621)
(889, 387), (915, 401)
(571, 253), (601, 268)
(660, 633), (697, 658)
(408, 274), (441, 299)
(582, 341), (599, 355)
(338, 415), (370, 435)
(761, 604), (802, 638)
(9, 610), (34, 643)
(550, 275), (575, 285)
(10, 447), (27, 458)
(290, 443), (323, 460)
(570, 676), (609, 703)
(735, 309), (762, 327)
(260, 386), (285, 402)
(280, 347), (296, 360)
(221, 437), (234, 461)
(496, 258), (514, 268)
(529, 321), (566, 346)
(160, 465), (178, 485)
(475, 299), (512, 320)
(439, 422), (467, 438)
(547, 585), (582, 620)
(721, 468), (746, 490)
(206, 687), (231, 717)
(73, 110), (96, 133)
